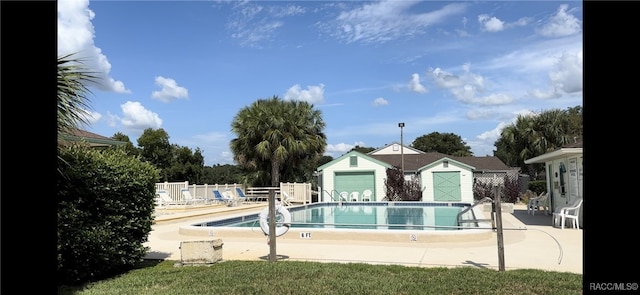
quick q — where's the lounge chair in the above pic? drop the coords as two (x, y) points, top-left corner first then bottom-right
(213, 189), (238, 207)
(280, 191), (293, 206)
(527, 191), (548, 216)
(339, 191), (349, 202)
(553, 198), (583, 229)
(236, 187), (260, 203)
(156, 189), (184, 206)
(181, 188), (206, 205)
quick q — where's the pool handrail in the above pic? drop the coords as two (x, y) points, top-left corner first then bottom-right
(323, 189), (342, 202)
(457, 197), (494, 227)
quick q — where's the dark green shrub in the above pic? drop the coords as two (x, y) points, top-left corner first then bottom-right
(57, 146), (159, 285)
(527, 180), (546, 195)
(383, 168), (422, 201)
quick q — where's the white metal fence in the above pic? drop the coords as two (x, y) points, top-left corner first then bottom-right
(154, 181), (313, 204)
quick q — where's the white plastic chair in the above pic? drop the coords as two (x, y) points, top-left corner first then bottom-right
(527, 191), (548, 216)
(362, 189), (373, 201)
(553, 198), (583, 229)
(350, 191), (359, 202)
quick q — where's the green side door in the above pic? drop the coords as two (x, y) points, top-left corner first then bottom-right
(433, 171), (461, 201)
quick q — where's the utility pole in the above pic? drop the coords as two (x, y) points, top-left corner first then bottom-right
(398, 122), (405, 174)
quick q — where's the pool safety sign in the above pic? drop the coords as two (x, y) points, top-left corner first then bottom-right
(300, 232), (312, 239)
(410, 234), (417, 241)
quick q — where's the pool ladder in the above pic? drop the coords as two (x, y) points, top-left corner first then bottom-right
(323, 189), (344, 202)
(456, 197), (494, 228)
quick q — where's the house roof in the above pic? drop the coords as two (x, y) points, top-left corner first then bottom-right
(317, 150), (394, 171)
(524, 141), (583, 164)
(59, 128), (127, 147)
(368, 153), (512, 172)
(367, 142), (425, 155)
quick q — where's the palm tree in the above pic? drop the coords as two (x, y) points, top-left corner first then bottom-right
(230, 96), (327, 187)
(57, 53), (97, 144)
(57, 53), (98, 175)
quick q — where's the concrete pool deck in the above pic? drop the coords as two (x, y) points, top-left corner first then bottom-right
(144, 202), (583, 274)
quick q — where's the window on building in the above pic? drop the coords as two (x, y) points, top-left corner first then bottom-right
(350, 156), (358, 167)
(443, 160), (449, 168)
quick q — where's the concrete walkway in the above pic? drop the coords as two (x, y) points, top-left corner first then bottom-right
(144, 203), (582, 274)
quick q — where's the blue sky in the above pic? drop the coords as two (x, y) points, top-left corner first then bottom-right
(58, 0), (583, 166)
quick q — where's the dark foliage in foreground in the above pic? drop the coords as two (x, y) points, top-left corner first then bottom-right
(57, 146), (159, 285)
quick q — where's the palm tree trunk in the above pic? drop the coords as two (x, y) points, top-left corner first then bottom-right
(271, 160), (280, 187)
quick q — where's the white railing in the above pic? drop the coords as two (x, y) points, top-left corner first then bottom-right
(155, 181), (244, 204)
(280, 182), (312, 204)
(155, 181), (313, 204)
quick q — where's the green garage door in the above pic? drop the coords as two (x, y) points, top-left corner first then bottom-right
(433, 171), (461, 201)
(335, 171), (375, 200)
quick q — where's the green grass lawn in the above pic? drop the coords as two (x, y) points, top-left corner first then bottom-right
(58, 259), (582, 294)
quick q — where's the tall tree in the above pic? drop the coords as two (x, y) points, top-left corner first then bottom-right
(494, 106), (582, 177)
(137, 128), (173, 181)
(57, 53), (96, 138)
(111, 132), (140, 156)
(411, 132), (473, 156)
(57, 53), (98, 175)
(350, 145), (375, 154)
(230, 96), (327, 187)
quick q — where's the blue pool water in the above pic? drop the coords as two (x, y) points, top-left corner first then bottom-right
(193, 202), (477, 231)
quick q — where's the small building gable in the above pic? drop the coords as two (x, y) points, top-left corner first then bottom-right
(368, 142), (424, 155)
(418, 157), (474, 171)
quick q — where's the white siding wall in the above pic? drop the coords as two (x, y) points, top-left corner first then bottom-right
(419, 161), (474, 203)
(320, 155), (388, 201)
(370, 144), (421, 155)
(547, 156), (583, 228)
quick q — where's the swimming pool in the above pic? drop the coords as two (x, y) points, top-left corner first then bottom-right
(179, 202), (494, 243)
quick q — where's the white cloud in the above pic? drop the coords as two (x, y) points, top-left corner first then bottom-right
(549, 50), (583, 94)
(536, 4), (581, 38)
(529, 88), (561, 100)
(151, 76), (189, 102)
(325, 141), (365, 156)
(226, 2), (305, 48)
(408, 73), (427, 93)
(324, 1), (467, 44)
(427, 63), (513, 105)
(478, 14), (504, 32)
(81, 108), (102, 125)
(284, 84), (325, 104)
(529, 49), (582, 98)
(372, 97), (388, 106)
(57, 0), (130, 93)
(119, 101), (162, 131)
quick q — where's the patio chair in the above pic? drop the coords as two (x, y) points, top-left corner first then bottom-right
(235, 187), (257, 203)
(280, 191), (293, 206)
(361, 189), (373, 201)
(181, 188), (207, 205)
(350, 191), (359, 202)
(552, 198), (583, 229)
(339, 191), (349, 202)
(156, 189), (184, 206)
(213, 189), (238, 207)
(527, 191), (548, 216)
